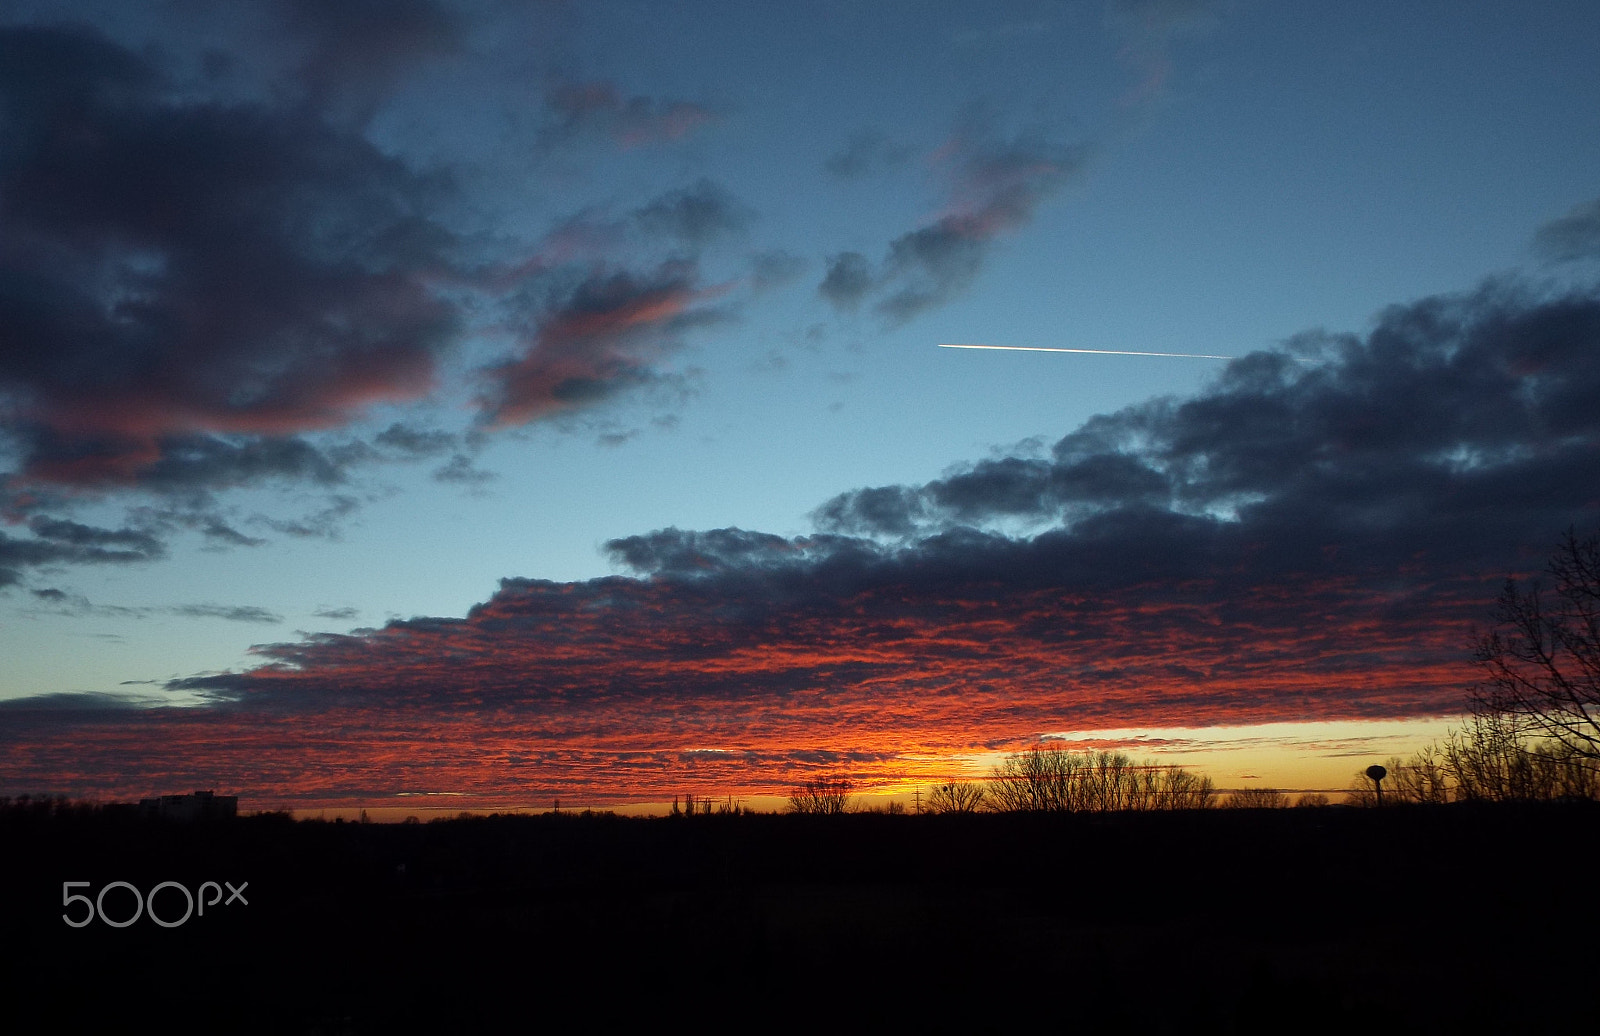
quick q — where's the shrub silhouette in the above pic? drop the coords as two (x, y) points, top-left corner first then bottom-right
(1223, 787), (1290, 809)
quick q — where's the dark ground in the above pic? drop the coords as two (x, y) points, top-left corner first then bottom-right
(5, 802), (1595, 1033)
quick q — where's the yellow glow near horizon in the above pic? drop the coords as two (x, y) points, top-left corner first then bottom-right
(286, 718), (1467, 819)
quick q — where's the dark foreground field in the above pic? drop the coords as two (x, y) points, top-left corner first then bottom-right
(6, 803), (1596, 1033)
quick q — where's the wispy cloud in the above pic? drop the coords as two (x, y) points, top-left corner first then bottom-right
(818, 121), (1085, 323)
(543, 80), (717, 150)
(478, 260), (726, 428)
(27, 590), (282, 624)
(1534, 196), (1600, 264)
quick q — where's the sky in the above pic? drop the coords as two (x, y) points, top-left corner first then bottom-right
(3, 0), (1599, 812)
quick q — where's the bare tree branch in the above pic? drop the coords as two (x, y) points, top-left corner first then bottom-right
(1474, 528), (1600, 759)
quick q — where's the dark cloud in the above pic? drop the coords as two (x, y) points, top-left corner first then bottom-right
(632, 178), (753, 246)
(0, 24), (462, 493)
(530, 180), (753, 269)
(823, 280), (1600, 546)
(874, 223), (986, 323)
(125, 504), (268, 549)
(313, 605), (359, 621)
(1533, 197), (1600, 264)
(170, 603), (283, 624)
(824, 129), (912, 179)
(273, 0), (463, 121)
(0, 439), (363, 568)
(432, 453), (495, 485)
(479, 260), (717, 427)
(0, 519), (165, 586)
(604, 527), (878, 579)
(0, 690), (155, 712)
(203, 521), (268, 546)
(137, 435), (347, 495)
(876, 131), (1084, 322)
(24, 589), (280, 623)
(749, 250), (806, 292)
(817, 452), (1170, 536)
(25, 588), (140, 618)
(818, 252), (873, 310)
(810, 485), (928, 538)
(374, 422), (457, 457)
(0, 21), (750, 527)
(816, 127), (1085, 322)
(27, 516), (163, 556)
(252, 495), (358, 539)
(196, 517), (267, 548)
(544, 80), (716, 150)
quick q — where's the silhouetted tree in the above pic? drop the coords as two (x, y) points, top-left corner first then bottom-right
(987, 746), (1215, 812)
(1440, 705), (1600, 801)
(787, 778), (852, 814)
(1390, 746), (1450, 804)
(925, 781), (986, 814)
(988, 746), (1080, 811)
(1475, 527), (1600, 762)
(1131, 764), (1216, 810)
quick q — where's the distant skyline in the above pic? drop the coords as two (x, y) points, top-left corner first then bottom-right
(3, 1), (1600, 810)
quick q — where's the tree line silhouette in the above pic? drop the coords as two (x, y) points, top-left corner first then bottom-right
(1349, 704), (1600, 805)
(786, 527), (1600, 815)
(784, 748), (1221, 815)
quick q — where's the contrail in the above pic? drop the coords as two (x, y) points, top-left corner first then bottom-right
(938, 342), (1235, 360)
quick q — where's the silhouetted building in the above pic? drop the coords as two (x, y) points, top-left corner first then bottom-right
(138, 790), (237, 821)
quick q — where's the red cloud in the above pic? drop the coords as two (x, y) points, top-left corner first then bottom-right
(478, 263), (721, 428)
(0, 542), (1501, 808)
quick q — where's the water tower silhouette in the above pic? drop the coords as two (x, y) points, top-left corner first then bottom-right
(1366, 764), (1388, 806)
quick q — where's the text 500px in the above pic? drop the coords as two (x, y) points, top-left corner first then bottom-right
(61, 880), (248, 928)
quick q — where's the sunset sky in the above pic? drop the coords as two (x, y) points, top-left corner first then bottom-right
(3, 1), (1599, 812)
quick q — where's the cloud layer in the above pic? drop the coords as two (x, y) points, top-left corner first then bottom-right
(6, 278), (1596, 804)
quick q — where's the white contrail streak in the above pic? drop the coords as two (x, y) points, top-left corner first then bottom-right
(938, 342), (1235, 360)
